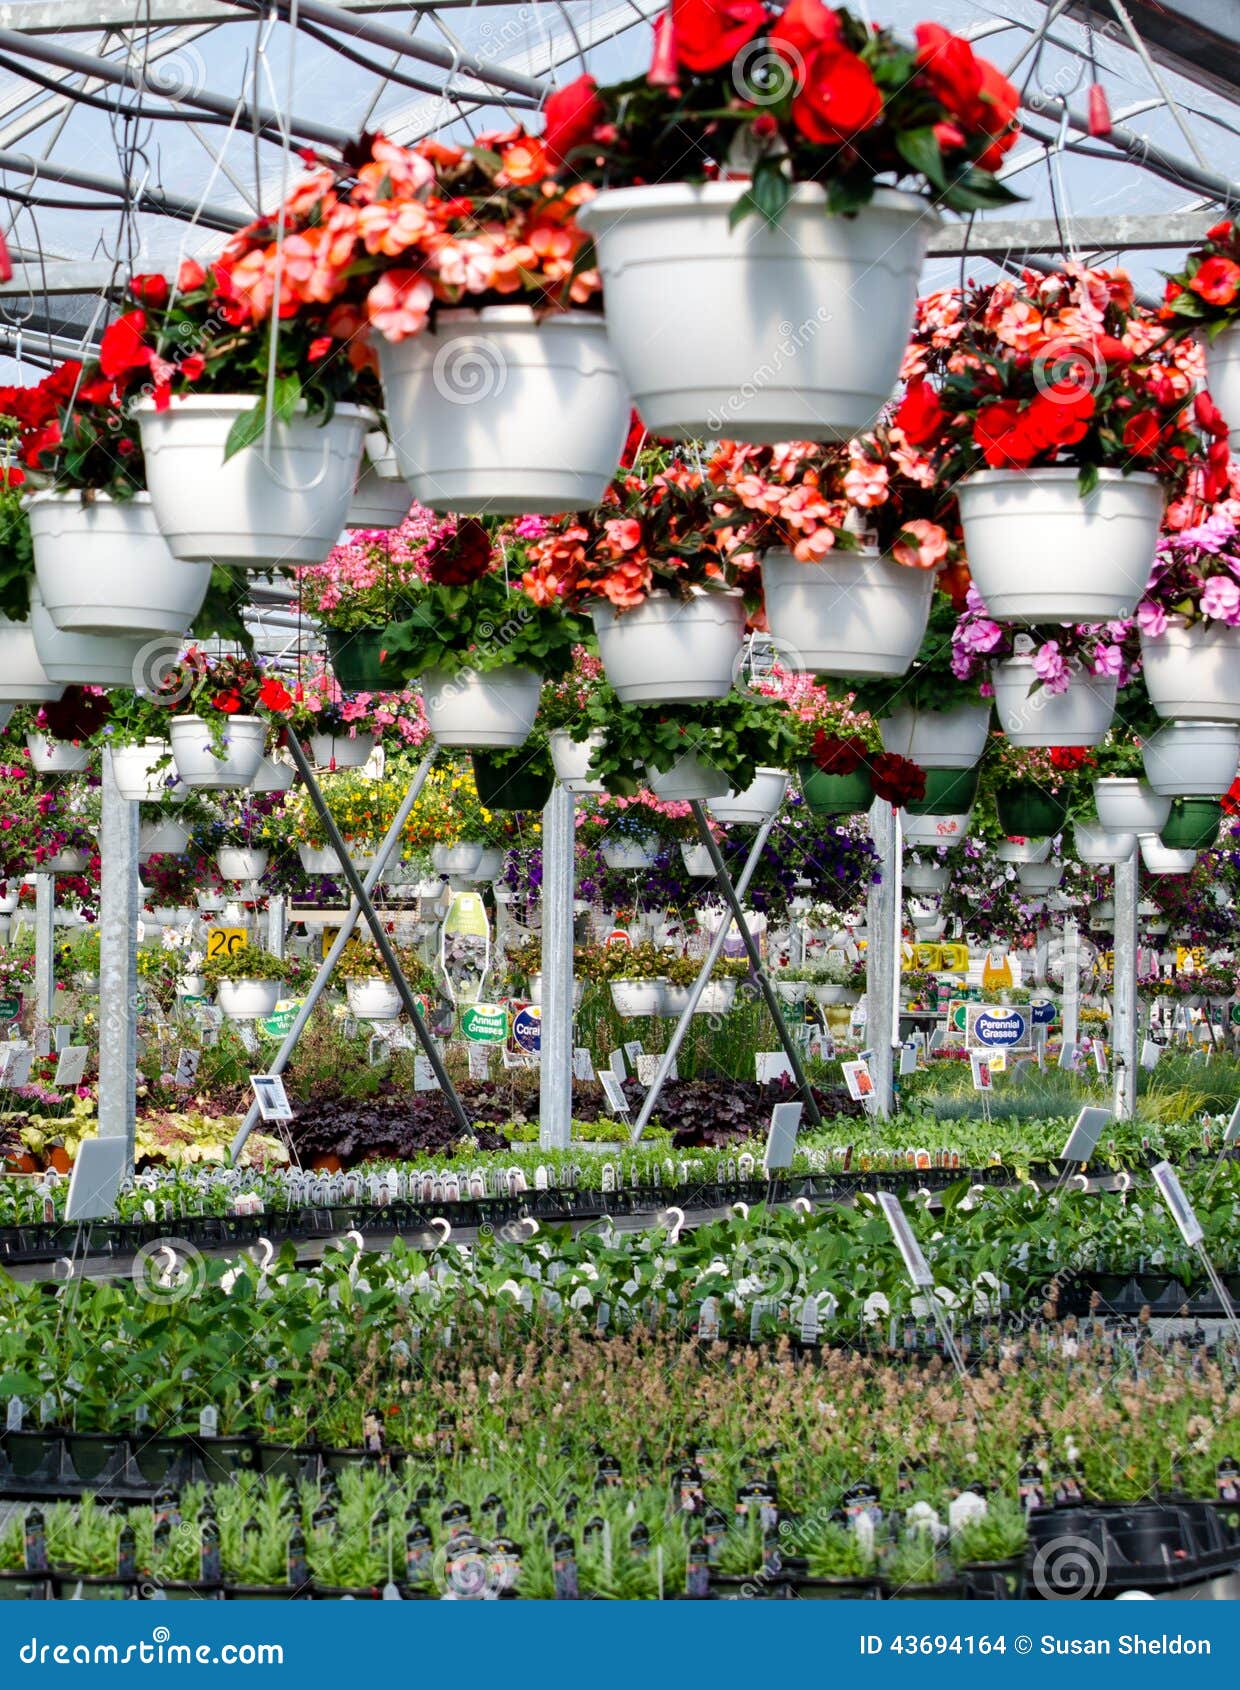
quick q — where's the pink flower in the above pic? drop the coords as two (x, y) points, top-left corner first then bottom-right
(1200, 573), (1240, 623)
(842, 459), (889, 508)
(891, 518), (949, 570)
(959, 617), (1004, 653)
(1032, 640), (1071, 693)
(1137, 598), (1168, 637)
(365, 270), (433, 342)
(1092, 643), (1123, 677)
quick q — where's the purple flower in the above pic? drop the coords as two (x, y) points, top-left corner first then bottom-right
(1092, 643), (1124, 678)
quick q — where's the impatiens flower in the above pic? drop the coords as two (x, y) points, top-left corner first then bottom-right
(258, 677), (294, 712)
(892, 518), (948, 570)
(1032, 639), (1071, 693)
(1189, 255), (1240, 307)
(1092, 643), (1123, 677)
(1200, 573), (1240, 623)
(98, 309), (153, 382)
(129, 273), (169, 307)
(792, 45), (883, 144)
(670, 0), (766, 73)
(541, 74), (603, 165)
(893, 380), (945, 447)
(365, 270), (433, 342)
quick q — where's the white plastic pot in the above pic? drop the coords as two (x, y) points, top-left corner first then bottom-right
(663, 979), (739, 1018)
(345, 977), (403, 1020)
(646, 751), (730, 802)
(775, 978), (808, 1004)
(996, 837), (1054, 864)
(902, 859), (950, 894)
(217, 979), (283, 1019)
(28, 492), (211, 636)
(1093, 778), (1172, 833)
(431, 842), (484, 876)
(762, 549), (934, 678)
(901, 811), (972, 849)
(878, 701), (992, 770)
(591, 590), (745, 704)
(420, 663), (540, 748)
(577, 183), (934, 441)
(956, 468), (1162, 621)
(26, 733), (90, 774)
(1205, 323), (1240, 454)
(610, 978), (668, 1018)
(139, 818), (192, 859)
(600, 835), (661, 871)
(217, 847), (269, 882)
(252, 755), (296, 793)
(42, 849), (89, 874)
(1141, 619), (1240, 722)
(1073, 822), (1138, 866)
(1141, 719), (1240, 796)
(170, 715), (267, 790)
(136, 396), (371, 567)
(1016, 860), (1065, 893)
(991, 655), (1117, 747)
(812, 983), (860, 1006)
(109, 741), (180, 803)
(379, 307), (629, 514)
(308, 732), (374, 770)
(1139, 837), (1198, 875)
(681, 842), (716, 877)
(29, 594), (148, 688)
(525, 974), (584, 1010)
(196, 893), (226, 913)
(0, 611), (62, 702)
(298, 844), (343, 875)
(178, 973), (208, 998)
(461, 846), (506, 882)
(347, 453), (412, 530)
(707, 767), (788, 826)
(549, 729), (606, 795)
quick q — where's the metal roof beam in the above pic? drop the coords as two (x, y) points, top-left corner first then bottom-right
(0, 147), (248, 230)
(929, 210), (1219, 257)
(0, 1), (527, 23)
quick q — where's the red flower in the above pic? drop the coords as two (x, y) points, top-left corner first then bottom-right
(1207, 220), (1234, 244)
(670, 0), (765, 74)
(1023, 386), (1095, 452)
(1221, 775), (1240, 816)
(894, 380), (945, 447)
(77, 375), (118, 406)
(811, 731), (866, 776)
(307, 336), (333, 361)
(972, 399), (1034, 469)
(212, 690), (243, 715)
(541, 73), (604, 165)
(258, 677), (293, 713)
(1189, 255), (1240, 307)
(0, 465), (25, 488)
(648, 10), (680, 86)
(181, 353), (205, 382)
(791, 44), (883, 144)
(1195, 390), (1229, 438)
(769, 0), (840, 62)
(972, 60), (1020, 171)
(129, 274), (170, 308)
(426, 518), (493, 586)
(870, 752), (926, 808)
(914, 22), (983, 122)
(20, 420), (60, 468)
(99, 310), (153, 382)
(1049, 746), (1091, 770)
(177, 259), (207, 293)
(1122, 408), (1161, 457)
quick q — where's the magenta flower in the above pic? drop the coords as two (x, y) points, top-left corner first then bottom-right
(1032, 640), (1071, 694)
(1137, 598), (1168, 637)
(1201, 574), (1240, 623)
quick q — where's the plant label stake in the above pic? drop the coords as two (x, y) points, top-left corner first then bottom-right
(572, 1047), (594, 1082)
(1055, 1105), (1113, 1189)
(1204, 1098), (1240, 1192)
(52, 1045), (89, 1090)
(250, 1074), (293, 1124)
(876, 1191), (967, 1380)
(599, 1071), (630, 1124)
(1150, 1158), (1240, 1347)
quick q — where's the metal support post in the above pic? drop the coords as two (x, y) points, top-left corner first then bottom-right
(283, 734), (470, 1126)
(1062, 915), (1080, 1053)
(230, 748), (440, 1161)
(32, 874), (55, 1025)
(865, 799), (900, 1119)
(631, 814), (778, 1143)
(266, 895), (287, 961)
(97, 752), (140, 1164)
(1112, 847), (1140, 1120)
(689, 803), (823, 1127)
(538, 783), (575, 1151)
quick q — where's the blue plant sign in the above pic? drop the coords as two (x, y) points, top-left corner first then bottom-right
(965, 1004), (1032, 1051)
(512, 1006), (541, 1054)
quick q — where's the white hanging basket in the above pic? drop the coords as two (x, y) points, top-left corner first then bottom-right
(461, 846), (506, 882)
(576, 183), (934, 441)
(379, 307), (629, 515)
(762, 549), (934, 679)
(308, 732), (374, 770)
(346, 459), (412, 530)
(878, 701), (991, 770)
(812, 983), (860, 1006)
(110, 740), (180, 803)
(901, 810), (972, 849)
(600, 835), (661, 871)
(298, 844), (344, 875)
(1092, 777), (1172, 833)
(956, 468), (1162, 621)
(217, 979), (283, 1019)
(345, 977), (403, 1020)
(1205, 322), (1240, 454)
(169, 714), (267, 790)
(902, 858), (950, 894)
(707, 767), (788, 826)
(1141, 719), (1240, 796)
(525, 974), (586, 1010)
(549, 729), (606, 795)
(177, 973), (208, 998)
(1073, 822), (1137, 866)
(995, 837), (1054, 863)
(216, 847), (270, 882)
(645, 751), (730, 802)
(42, 848), (90, 874)
(680, 841), (716, 877)
(29, 594), (149, 689)
(139, 818), (192, 859)
(1016, 860), (1065, 893)
(28, 491), (211, 637)
(26, 733), (90, 774)
(0, 611), (62, 703)
(774, 978), (808, 1004)
(136, 395), (371, 568)
(420, 663), (540, 748)
(431, 841), (484, 876)
(1139, 837), (1198, 875)
(252, 755), (296, 793)
(663, 978), (739, 1018)
(1141, 619), (1240, 722)
(610, 978), (668, 1018)
(591, 590), (746, 704)
(991, 655), (1117, 747)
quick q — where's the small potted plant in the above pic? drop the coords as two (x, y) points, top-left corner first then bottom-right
(601, 939), (672, 1019)
(949, 1496), (1028, 1599)
(583, 692), (798, 804)
(538, 648), (608, 795)
(981, 737), (1082, 841)
(576, 794), (667, 871)
(21, 687), (109, 775)
(797, 728), (925, 820)
(202, 946), (289, 1020)
(880, 1516), (962, 1600)
(162, 653), (293, 790)
(206, 792), (283, 883)
(335, 939), (433, 1021)
(801, 1521), (881, 1599)
(1087, 732), (1171, 835)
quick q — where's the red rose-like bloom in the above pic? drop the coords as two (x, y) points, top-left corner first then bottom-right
(914, 22), (982, 120)
(870, 753), (926, 808)
(894, 380), (945, 447)
(129, 274), (169, 308)
(671, 0), (765, 73)
(178, 258), (207, 293)
(973, 399), (1035, 469)
(792, 44), (883, 144)
(972, 60), (1020, 170)
(769, 0), (840, 62)
(1195, 390), (1229, 439)
(212, 690), (243, 715)
(99, 310), (153, 382)
(1023, 386), (1095, 453)
(1122, 409), (1162, 457)
(258, 677), (293, 713)
(542, 73), (603, 165)
(811, 731), (866, 776)
(426, 518), (493, 586)
(1189, 255), (1240, 307)
(1207, 220), (1234, 244)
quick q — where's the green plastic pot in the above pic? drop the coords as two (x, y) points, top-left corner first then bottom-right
(904, 766), (979, 816)
(1159, 798), (1222, 850)
(796, 760), (873, 816)
(471, 750), (554, 812)
(995, 783), (1068, 838)
(326, 626), (394, 693)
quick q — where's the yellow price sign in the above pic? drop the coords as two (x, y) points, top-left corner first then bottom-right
(206, 927), (248, 959)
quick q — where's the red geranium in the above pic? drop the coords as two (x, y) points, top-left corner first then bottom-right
(258, 677), (294, 713)
(670, 0), (766, 73)
(870, 752), (926, 808)
(542, 73), (604, 165)
(894, 380), (945, 447)
(810, 731), (866, 776)
(792, 44), (883, 143)
(212, 690), (243, 715)
(1189, 255), (1240, 307)
(98, 309), (153, 382)
(425, 518), (493, 586)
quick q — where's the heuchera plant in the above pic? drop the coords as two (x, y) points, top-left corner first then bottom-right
(542, 1), (1021, 219)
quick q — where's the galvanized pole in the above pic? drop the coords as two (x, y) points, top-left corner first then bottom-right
(266, 894), (287, 961)
(32, 873), (55, 1025)
(865, 798), (899, 1118)
(538, 783), (575, 1151)
(96, 751), (139, 1164)
(1062, 915), (1081, 1054)
(1112, 846), (1140, 1120)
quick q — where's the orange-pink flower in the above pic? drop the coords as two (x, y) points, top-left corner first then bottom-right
(892, 518), (950, 570)
(365, 270), (433, 342)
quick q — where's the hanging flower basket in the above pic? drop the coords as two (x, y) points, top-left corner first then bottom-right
(1015, 860), (1065, 893)
(110, 740), (180, 803)
(995, 837), (1053, 864)
(878, 702), (992, 770)
(903, 767), (979, 817)
(902, 811), (972, 848)
(420, 664), (541, 749)
(461, 845), (506, 882)
(0, 612), (62, 703)
(217, 980), (282, 1019)
(378, 307), (629, 515)
(139, 818), (191, 859)
(298, 844), (343, 876)
(345, 977), (403, 1021)
(646, 752), (729, 803)
(431, 842), (483, 876)
(902, 858), (950, 894)
(1073, 822), (1137, 866)
(1142, 719), (1240, 796)
(1139, 837), (1197, 875)
(169, 715), (267, 790)
(136, 396), (371, 568)
(680, 841), (716, 878)
(42, 849), (90, 875)
(471, 750), (554, 812)
(29, 596), (148, 689)
(28, 492), (211, 637)
(1093, 777), (1171, 833)
(1159, 799), (1222, 850)
(955, 469), (1163, 621)
(991, 655), (1117, 747)
(1141, 621), (1240, 722)
(252, 756), (295, 793)
(549, 730), (606, 796)
(307, 732), (374, 771)
(796, 763), (873, 817)
(600, 835), (660, 871)
(26, 733), (90, 774)
(995, 784), (1068, 838)
(610, 978), (668, 1018)
(707, 768), (788, 827)
(216, 848), (270, 882)
(591, 591), (746, 705)
(325, 627), (393, 694)
(577, 185), (935, 442)
(762, 550), (935, 679)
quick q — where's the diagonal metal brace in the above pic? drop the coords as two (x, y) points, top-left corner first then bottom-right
(689, 802), (823, 1129)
